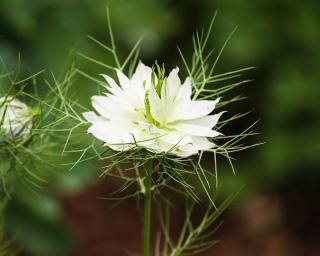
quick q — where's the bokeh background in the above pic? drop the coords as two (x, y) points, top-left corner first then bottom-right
(0, 0), (319, 255)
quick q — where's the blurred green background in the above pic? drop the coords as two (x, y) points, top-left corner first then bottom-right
(0, 0), (319, 255)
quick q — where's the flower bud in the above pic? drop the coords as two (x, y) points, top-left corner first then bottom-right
(0, 97), (33, 142)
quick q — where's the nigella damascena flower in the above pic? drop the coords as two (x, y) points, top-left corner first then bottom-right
(0, 97), (33, 142)
(83, 63), (223, 157)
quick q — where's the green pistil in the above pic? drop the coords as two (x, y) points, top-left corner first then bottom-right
(155, 78), (164, 96)
(144, 91), (160, 127)
(152, 63), (166, 97)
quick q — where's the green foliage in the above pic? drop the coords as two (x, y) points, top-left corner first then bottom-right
(0, 59), (76, 254)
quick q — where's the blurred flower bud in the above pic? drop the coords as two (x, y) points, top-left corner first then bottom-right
(0, 97), (33, 142)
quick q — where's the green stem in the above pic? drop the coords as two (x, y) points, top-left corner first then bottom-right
(143, 161), (153, 256)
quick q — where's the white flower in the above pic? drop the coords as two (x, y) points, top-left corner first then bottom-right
(83, 63), (223, 157)
(0, 97), (33, 142)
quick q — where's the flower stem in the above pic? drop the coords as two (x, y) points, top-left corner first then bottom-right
(143, 161), (153, 256)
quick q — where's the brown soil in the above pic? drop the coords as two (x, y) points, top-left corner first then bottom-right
(61, 180), (320, 256)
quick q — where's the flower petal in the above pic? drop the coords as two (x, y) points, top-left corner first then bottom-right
(186, 98), (220, 119)
(100, 74), (123, 96)
(177, 77), (192, 100)
(161, 67), (180, 102)
(148, 85), (165, 123)
(191, 136), (216, 150)
(131, 62), (154, 90)
(116, 69), (131, 91)
(168, 98), (220, 122)
(91, 96), (114, 119)
(167, 121), (222, 137)
(174, 144), (199, 158)
(186, 112), (224, 128)
(159, 130), (192, 146)
(87, 122), (113, 143)
(83, 111), (107, 123)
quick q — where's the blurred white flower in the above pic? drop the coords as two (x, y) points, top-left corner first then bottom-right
(0, 97), (33, 142)
(83, 63), (223, 157)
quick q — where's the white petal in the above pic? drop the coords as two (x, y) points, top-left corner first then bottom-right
(131, 62), (154, 89)
(148, 85), (165, 123)
(144, 139), (174, 154)
(187, 98), (219, 119)
(91, 96), (135, 121)
(83, 111), (107, 123)
(161, 68), (180, 102)
(167, 121), (222, 137)
(91, 96), (114, 119)
(107, 143), (132, 151)
(115, 69), (148, 109)
(174, 144), (199, 158)
(159, 130), (192, 146)
(191, 136), (215, 150)
(87, 122), (114, 143)
(87, 120), (134, 148)
(128, 130), (157, 147)
(177, 77), (192, 100)
(116, 69), (131, 91)
(100, 74), (123, 96)
(168, 98), (220, 122)
(137, 121), (163, 134)
(167, 68), (180, 94)
(186, 112), (224, 128)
